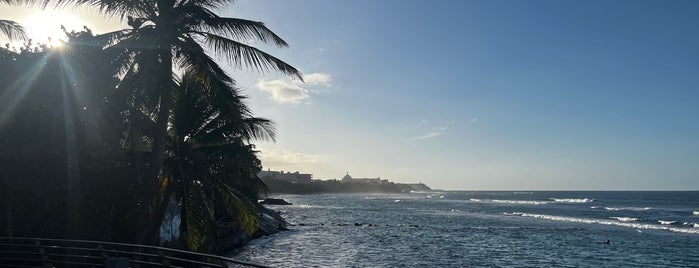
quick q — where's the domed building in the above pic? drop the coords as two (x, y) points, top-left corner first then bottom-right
(340, 172), (386, 184)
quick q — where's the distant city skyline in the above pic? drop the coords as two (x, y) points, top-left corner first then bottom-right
(2, 0), (698, 190)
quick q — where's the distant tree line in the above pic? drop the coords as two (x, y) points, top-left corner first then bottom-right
(0, 0), (300, 254)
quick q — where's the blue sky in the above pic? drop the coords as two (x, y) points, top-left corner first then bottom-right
(3, 0), (698, 189)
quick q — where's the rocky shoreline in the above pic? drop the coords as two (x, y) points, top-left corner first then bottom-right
(217, 205), (288, 253)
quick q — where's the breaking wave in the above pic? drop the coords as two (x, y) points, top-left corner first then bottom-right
(549, 198), (594, 203)
(470, 199), (549, 205)
(507, 212), (699, 234)
(658, 220), (676, 225)
(604, 207), (652, 211)
(610, 217), (640, 222)
(693, 211), (699, 216)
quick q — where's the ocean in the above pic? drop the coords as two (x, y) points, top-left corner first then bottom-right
(231, 191), (699, 267)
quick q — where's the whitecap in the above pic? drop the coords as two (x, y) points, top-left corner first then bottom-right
(590, 206), (599, 209)
(491, 199), (550, 205)
(604, 207), (652, 211)
(470, 199), (549, 205)
(509, 212), (699, 234)
(693, 211), (699, 216)
(694, 223), (699, 228)
(610, 217), (640, 222)
(439, 195), (445, 199)
(394, 199), (402, 203)
(550, 198), (594, 203)
(658, 220), (676, 225)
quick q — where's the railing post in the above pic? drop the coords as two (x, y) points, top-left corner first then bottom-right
(157, 249), (171, 267)
(101, 243), (130, 268)
(35, 240), (52, 268)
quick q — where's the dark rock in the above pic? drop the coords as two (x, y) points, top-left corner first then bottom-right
(259, 198), (292, 205)
(217, 205), (288, 254)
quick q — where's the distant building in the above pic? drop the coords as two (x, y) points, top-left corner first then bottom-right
(341, 172), (389, 184)
(258, 169), (312, 184)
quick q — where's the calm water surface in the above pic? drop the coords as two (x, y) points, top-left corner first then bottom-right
(231, 191), (699, 267)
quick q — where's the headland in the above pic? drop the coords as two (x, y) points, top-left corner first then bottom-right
(259, 170), (432, 194)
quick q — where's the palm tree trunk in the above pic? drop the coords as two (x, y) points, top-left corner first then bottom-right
(136, 49), (174, 245)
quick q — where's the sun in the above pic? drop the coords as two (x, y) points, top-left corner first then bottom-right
(24, 10), (85, 47)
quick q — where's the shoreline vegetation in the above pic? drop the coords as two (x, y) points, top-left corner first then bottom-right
(1, 0), (299, 256)
(259, 171), (432, 194)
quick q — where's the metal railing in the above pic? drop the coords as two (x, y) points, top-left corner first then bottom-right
(0, 237), (271, 268)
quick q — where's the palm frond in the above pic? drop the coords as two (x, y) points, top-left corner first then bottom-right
(179, 0), (233, 9)
(195, 31), (302, 80)
(173, 76), (218, 140)
(176, 36), (235, 85)
(40, 0), (155, 19)
(212, 178), (259, 235)
(241, 117), (276, 142)
(178, 6), (287, 47)
(0, 19), (27, 41)
(182, 182), (214, 252)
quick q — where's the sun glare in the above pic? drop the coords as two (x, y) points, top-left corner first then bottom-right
(24, 10), (85, 47)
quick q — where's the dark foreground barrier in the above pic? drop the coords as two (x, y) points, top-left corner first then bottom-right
(0, 237), (270, 268)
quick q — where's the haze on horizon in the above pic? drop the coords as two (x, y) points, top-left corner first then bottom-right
(3, 0), (698, 190)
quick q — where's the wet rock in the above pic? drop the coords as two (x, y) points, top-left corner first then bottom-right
(259, 198), (292, 205)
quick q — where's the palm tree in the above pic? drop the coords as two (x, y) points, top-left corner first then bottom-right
(34, 0), (302, 243)
(153, 71), (274, 252)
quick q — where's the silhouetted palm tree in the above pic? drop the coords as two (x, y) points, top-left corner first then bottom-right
(153, 71), (274, 251)
(34, 0), (301, 243)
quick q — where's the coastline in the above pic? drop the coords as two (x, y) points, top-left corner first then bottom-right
(261, 177), (432, 195)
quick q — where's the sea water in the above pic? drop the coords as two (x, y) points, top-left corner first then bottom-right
(231, 191), (699, 267)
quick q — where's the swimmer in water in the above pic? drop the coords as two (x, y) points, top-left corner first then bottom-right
(601, 239), (611, 244)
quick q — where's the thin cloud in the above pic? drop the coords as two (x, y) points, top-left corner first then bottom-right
(304, 73), (332, 86)
(255, 79), (309, 104)
(413, 126), (448, 140)
(256, 72), (332, 104)
(260, 148), (325, 165)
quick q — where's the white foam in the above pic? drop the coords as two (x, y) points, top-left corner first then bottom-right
(394, 199), (402, 203)
(470, 199), (549, 205)
(550, 198), (594, 203)
(590, 206), (599, 209)
(509, 212), (699, 234)
(610, 217), (640, 222)
(604, 207), (652, 211)
(492, 199), (550, 205)
(658, 220), (676, 225)
(694, 224), (699, 228)
(693, 211), (699, 216)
